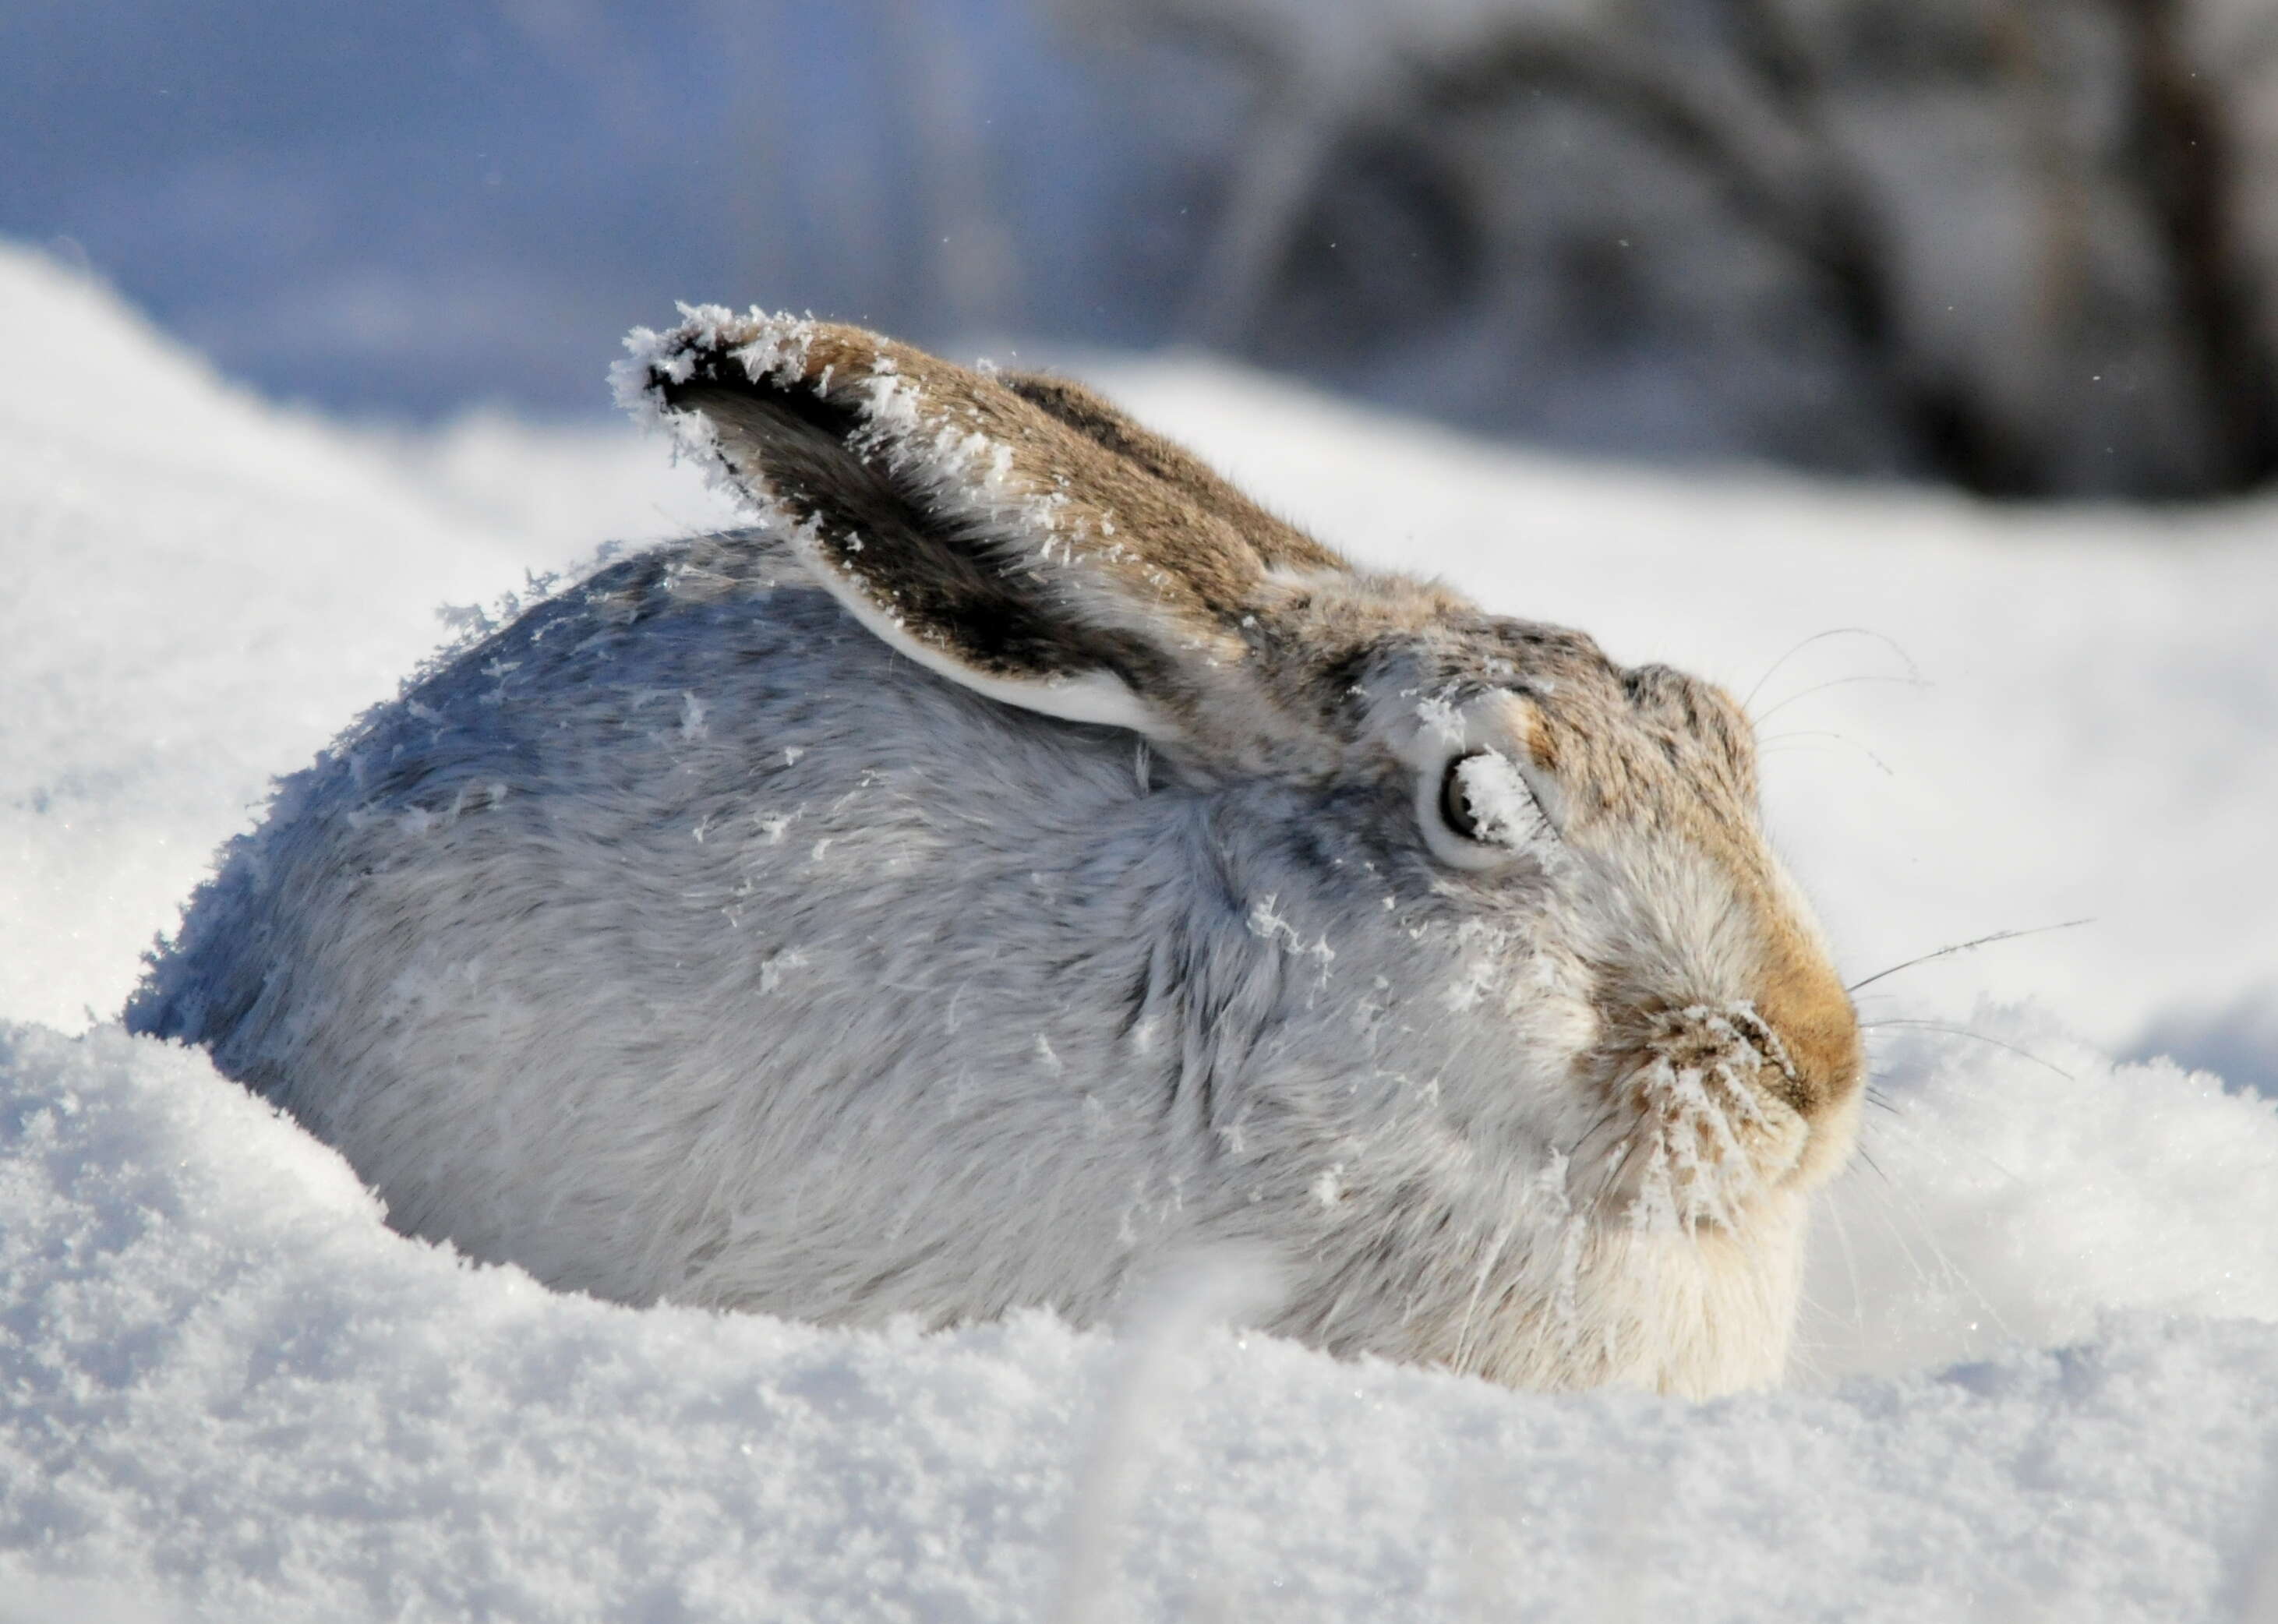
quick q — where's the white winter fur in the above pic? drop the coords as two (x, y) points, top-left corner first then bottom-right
(132, 310), (1861, 1399)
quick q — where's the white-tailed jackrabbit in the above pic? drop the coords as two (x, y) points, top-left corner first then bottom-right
(129, 308), (1863, 1397)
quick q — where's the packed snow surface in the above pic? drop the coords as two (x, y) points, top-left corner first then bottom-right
(4, 245), (2276, 1619)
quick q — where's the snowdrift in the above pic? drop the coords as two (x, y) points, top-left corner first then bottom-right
(7, 1021), (2278, 1622)
(4, 241), (2277, 1619)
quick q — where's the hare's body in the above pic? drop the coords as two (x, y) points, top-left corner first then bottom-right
(132, 309), (1863, 1396)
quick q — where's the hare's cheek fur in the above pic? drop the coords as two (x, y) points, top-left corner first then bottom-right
(128, 308), (1865, 1404)
(1520, 848), (1857, 1237)
(1380, 686), (1862, 1240)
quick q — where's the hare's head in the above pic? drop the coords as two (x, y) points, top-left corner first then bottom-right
(620, 309), (1862, 1244)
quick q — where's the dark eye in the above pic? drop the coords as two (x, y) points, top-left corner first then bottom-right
(1439, 750), (1490, 841)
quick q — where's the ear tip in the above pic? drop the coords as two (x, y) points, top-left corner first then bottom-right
(613, 309), (917, 430)
(612, 306), (811, 406)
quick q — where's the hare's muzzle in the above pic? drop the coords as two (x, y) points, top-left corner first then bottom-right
(1584, 978), (1862, 1235)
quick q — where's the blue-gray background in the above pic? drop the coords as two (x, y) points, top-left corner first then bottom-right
(4, 2), (1191, 415)
(11, 0), (2278, 498)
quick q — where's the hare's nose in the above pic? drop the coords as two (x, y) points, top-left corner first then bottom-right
(1749, 941), (1861, 1119)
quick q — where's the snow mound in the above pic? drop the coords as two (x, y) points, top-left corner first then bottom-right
(1805, 1011), (2278, 1382)
(5, 1022), (2277, 1622)
(0, 245), (738, 1029)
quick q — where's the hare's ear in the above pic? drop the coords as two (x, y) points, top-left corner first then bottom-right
(616, 308), (1351, 754)
(995, 371), (1334, 576)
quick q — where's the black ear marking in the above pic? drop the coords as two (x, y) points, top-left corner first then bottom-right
(666, 378), (1151, 693)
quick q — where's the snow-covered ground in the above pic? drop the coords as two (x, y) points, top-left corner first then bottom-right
(5, 241), (2277, 1620)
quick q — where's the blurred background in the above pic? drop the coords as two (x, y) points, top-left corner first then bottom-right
(9, 0), (2278, 499)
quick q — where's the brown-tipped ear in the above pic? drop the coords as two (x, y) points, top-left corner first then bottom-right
(998, 372), (1340, 576)
(615, 307), (1353, 750)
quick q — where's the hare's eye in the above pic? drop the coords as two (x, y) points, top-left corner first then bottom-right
(1436, 748), (1541, 850)
(1439, 751), (1492, 842)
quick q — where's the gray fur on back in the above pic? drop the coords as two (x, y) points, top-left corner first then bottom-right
(133, 544), (1475, 1329)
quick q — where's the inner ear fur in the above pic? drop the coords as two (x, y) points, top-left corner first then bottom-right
(663, 379), (1160, 697)
(630, 309), (1355, 742)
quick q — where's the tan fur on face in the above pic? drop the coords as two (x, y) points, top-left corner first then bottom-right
(1510, 662), (1863, 1202)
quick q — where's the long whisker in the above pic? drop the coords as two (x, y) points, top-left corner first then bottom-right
(1568, 1106), (1623, 1162)
(1860, 1098), (2026, 1192)
(1741, 627), (1923, 715)
(1846, 919), (2093, 994)
(1757, 729), (1899, 778)
(1597, 1130), (1651, 1214)
(1862, 1019), (2077, 1082)
(1752, 672), (1930, 728)
(1844, 1150), (2018, 1348)
(1827, 1195), (1867, 1347)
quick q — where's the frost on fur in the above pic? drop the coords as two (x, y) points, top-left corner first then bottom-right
(1616, 1005), (1812, 1235)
